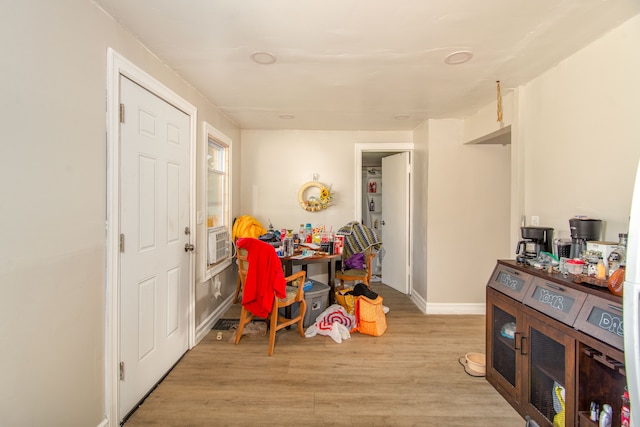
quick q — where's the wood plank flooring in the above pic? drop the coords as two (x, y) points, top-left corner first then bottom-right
(124, 283), (523, 426)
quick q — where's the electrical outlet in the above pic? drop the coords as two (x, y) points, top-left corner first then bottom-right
(531, 216), (540, 226)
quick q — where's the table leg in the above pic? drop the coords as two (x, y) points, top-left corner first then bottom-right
(328, 258), (336, 305)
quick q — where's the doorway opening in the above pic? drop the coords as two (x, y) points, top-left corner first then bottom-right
(355, 143), (413, 296)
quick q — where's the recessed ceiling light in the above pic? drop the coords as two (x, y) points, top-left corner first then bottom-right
(444, 50), (474, 65)
(279, 113), (295, 120)
(394, 114), (410, 120)
(250, 51), (277, 65)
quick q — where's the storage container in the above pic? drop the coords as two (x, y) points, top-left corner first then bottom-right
(280, 279), (330, 327)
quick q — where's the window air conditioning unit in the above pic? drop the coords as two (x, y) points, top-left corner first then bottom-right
(208, 227), (230, 265)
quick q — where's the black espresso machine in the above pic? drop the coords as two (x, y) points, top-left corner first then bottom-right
(516, 226), (554, 262)
(569, 217), (602, 258)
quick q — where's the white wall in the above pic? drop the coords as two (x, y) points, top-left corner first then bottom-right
(411, 121), (430, 303)
(519, 14), (640, 242)
(0, 1), (239, 425)
(425, 120), (512, 308)
(239, 130), (412, 281)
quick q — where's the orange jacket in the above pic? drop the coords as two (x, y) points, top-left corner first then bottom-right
(237, 238), (286, 318)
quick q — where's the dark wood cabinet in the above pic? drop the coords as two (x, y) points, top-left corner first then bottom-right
(486, 260), (626, 427)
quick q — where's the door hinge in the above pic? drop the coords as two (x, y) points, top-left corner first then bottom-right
(120, 361), (125, 381)
(119, 103), (125, 123)
(120, 233), (125, 252)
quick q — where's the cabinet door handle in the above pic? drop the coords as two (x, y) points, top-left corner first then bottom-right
(608, 304), (623, 312)
(546, 284), (564, 292)
(520, 335), (528, 355)
(514, 332), (521, 351)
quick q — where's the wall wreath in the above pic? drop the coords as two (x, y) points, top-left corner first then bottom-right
(298, 181), (333, 212)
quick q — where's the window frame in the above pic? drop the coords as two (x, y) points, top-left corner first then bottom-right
(203, 122), (232, 281)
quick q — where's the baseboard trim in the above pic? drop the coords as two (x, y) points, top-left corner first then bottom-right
(410, 291), (427, 313)
(426, 303), (486, 315)
(96, 418), (108, 427)
(194, 295), (234, 344)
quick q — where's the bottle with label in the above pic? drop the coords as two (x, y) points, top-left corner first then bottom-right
(298, 224), (306, 245)
(621, 386), (631, 427)
(305, 223), (312, 243)
(607, 233), (628, 276)
(369, 198), (375, 212)
(596, 258), (607, 279)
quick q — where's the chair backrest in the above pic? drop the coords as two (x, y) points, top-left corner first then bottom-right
(237, 247), (249, 287)
(363, 248), (376, 283)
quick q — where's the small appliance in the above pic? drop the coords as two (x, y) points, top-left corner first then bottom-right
(568, 217), (602, 258)
(516, 226), (554, 261)
(554, 238), (572, 259)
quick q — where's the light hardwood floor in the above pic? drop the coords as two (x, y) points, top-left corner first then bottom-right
(124, 283), (523, 426)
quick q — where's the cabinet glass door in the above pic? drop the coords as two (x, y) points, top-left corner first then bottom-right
(528, 326), (566, 425)
(492, 305), (517, 387)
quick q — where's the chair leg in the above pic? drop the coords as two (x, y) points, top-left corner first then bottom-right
(235, 307), (252, 345)
(268, 300), (279, 356)
(233, 274), (242, 304)
(297, 300), (307, 337)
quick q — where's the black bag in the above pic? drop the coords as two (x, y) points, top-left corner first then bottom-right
(351, 282), (378, 300)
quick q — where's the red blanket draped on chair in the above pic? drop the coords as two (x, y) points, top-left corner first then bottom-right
(236, 238), (286, 318)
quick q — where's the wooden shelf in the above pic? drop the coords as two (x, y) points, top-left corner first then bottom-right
(578, 411), (597, 426)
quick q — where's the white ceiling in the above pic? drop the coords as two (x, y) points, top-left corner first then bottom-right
(94, 0), (640, 131)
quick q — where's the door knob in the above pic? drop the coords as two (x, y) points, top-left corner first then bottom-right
(381, 220), (386, 225)
(184, 243), (195, 252)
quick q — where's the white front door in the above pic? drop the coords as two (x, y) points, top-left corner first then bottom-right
(381, 152), (410, 294)
(119, 76), (191, 420)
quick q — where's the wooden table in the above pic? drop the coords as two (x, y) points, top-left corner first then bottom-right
(280, 253), (340, 304)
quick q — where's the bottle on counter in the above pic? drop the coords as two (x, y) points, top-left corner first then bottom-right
(597, 258), (607, 280)
(298, 224), (306, 245)
(305, 223), (312, 243)
(607, 233), (628, 276)
(621, 386), (631, 427)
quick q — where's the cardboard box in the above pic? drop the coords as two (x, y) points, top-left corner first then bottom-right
(586, 241), (617, 270)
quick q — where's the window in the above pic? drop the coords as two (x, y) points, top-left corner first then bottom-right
(204, 123), (232, 279)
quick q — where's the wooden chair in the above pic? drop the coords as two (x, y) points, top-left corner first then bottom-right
(335, 247), (376, 289)
(232, 254), (243, 304)
(234, 247), (307, 356)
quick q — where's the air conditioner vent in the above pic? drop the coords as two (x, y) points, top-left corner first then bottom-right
(208, 228), (230, 265)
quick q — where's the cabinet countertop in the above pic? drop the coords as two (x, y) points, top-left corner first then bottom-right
(497, 259), (622, 304)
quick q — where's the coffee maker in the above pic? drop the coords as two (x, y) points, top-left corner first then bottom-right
(516, 226), (554, 262)
(569, 217), (602, 258)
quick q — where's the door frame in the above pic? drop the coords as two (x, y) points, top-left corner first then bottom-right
(105, 48), (197, 425)
(354, 143), (413, 295)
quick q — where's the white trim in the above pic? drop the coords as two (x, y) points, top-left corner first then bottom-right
(410, 290), (427, 314)
(105, 48), (197, 426)
(194, 294), (234, 344)
(203, 122), (233, 282)
(355, 143), (414, 297)
(425, 303), (486, 315)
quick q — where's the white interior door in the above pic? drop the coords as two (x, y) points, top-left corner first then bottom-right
(381, 152), (410, 294)
(119, 76), (191, 420)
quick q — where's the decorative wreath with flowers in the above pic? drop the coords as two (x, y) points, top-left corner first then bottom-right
(298, 181), (334, 212)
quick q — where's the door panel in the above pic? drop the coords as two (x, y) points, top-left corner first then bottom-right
(119, 76), (190, 420)
(381, 152), (410, 294)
